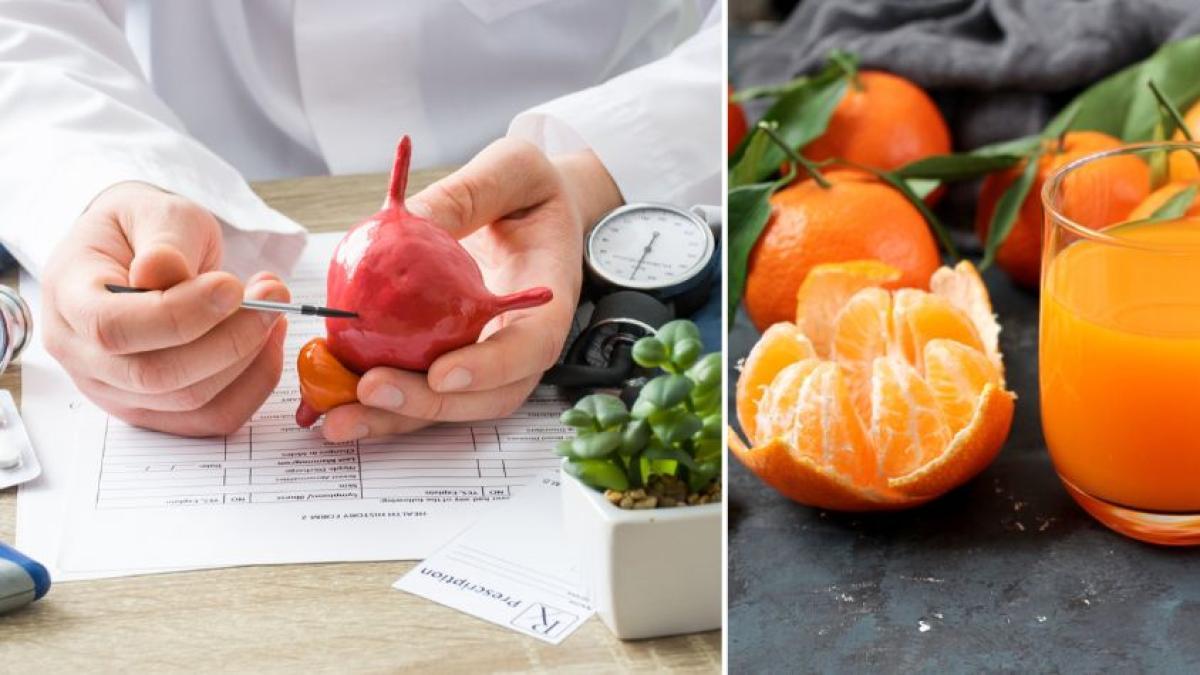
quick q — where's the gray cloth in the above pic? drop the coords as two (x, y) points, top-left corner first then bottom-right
(733, 0), (1200, 148)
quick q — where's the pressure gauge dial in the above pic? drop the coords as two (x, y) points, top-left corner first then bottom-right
(584, 203), (717, 297)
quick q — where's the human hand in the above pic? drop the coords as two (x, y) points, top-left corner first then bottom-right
(43, 182), (290, 435)
(320, 139), (622, 441)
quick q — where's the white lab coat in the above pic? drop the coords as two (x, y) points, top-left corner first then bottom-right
(0, 0), (721, 280)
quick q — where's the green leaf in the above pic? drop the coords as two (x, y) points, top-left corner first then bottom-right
(905, 178), (941, 199)
(735, 58), (854, 185)
(974, 135), (1044, 157)
(687, 353), (722, 390)
(981, 148), (1044, 270)
(563, 459), (629, 492)
(559, 408), (594, 429)
(620, 419), (651, 455)
(554, 439), (576, 458)
(648, 408), (703, 445)
(689, 461), (721, 493)
(671, 337), (702, 371)
(890, 135), (1040, 198)
(571, 430), (622, 459)
(729, 126), (773, 187)
(690, 387), (720, 416)
(573, 394), (629, 430)
(631, 398), (656, 420)
(631, 336), (667, 368)
(895, 153), (1026, 181)
(1044, 34), (1200, 142)
(693, 438), (722, 463)
(642, 443), (699, 471)
(1150, 184), (1199, 220)
(657, 319), (702, 347)
(727, 174), (793, 323)
(700, 413), (722, 439)
(732, 75), (812, 104)
(638, 374), (694, 410)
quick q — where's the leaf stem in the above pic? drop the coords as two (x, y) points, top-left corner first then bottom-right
(757, 120), (831, 188)
(1149, 79), (1194, 141)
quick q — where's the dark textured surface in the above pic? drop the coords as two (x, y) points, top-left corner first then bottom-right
(727, 267), (1200, 673)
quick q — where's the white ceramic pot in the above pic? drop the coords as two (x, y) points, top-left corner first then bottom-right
(559, 469), (722, 640)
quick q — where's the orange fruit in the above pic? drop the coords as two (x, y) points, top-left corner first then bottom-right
(1127, 180), (1200, 221)
(743, 169), (940, 331)
(802, 71), (951, 173)
(1168, 100), (1200, 181)
(731, 260), (1014, 510)
(729, 84), (748, 154)
(976, 131), (1149, 288)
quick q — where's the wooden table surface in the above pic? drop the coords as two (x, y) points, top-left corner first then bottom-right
(0, 170), (722, 673)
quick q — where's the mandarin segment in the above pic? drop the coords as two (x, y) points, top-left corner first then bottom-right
(930, 261), (1002, 371)
(924, 339), (1002, 433)
(736, 322), (815, 439)
(795, 260), (902, 358)
(754, 359), (822, 446)
(830, 286), (893, 416)
(892, 289), (984, 372)
(870, 357), (951, 478)
(888, 384), (1015, 498)
(792, 362), (878, 486)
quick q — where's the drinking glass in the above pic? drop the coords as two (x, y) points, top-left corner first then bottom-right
(1041, 142), (1200, 545)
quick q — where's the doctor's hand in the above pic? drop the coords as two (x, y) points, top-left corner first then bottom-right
(42, 182), (291, 436)
(321, 139), (623, 441)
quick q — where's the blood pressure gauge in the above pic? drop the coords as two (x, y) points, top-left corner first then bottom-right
(584, 203), (718, 299)
(545, 203), (717, 390)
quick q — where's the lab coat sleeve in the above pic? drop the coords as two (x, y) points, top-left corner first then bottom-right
(0, 0), (306, 281)
(508, 4), (722, 210)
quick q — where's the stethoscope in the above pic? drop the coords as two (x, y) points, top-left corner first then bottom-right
(0, 285), (32, 471)
(542, 203), (720, 391)
(0, 286), (30, 377)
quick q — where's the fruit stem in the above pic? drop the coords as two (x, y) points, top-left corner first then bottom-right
(1053, 105), (1081, 154)
(494, 286), (554, 313)
(828, 50), (862, 91)
(757, 120), (831, 189)
(385, 135), (412, 210)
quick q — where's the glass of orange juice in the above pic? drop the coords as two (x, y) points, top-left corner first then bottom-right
(1041, 142), (1200, 545)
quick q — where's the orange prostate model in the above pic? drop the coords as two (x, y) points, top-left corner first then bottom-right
(295, 338), (361, 428)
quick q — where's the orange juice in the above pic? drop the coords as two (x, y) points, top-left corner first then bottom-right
(1041, 217), (1200, 513)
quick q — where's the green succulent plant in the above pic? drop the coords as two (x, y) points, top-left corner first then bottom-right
(557, 319), (722, 495)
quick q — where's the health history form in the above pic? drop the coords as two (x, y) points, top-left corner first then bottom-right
(19, 232), (570, 580)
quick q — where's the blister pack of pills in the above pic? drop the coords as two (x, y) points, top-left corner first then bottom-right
(0, 389), (39, 489)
